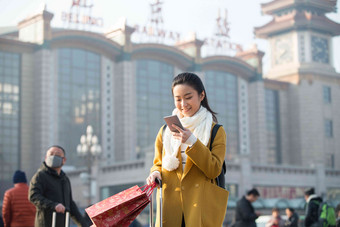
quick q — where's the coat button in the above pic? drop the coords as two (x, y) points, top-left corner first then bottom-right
(181, 186), (185, 190)
(195, 184), (199, 188)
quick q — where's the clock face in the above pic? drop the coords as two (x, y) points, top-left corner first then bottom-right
(274, 36), (293, 64)
(311, 36), (329, 63)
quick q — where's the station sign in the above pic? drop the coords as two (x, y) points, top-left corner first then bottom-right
(61, 0), (104, 28)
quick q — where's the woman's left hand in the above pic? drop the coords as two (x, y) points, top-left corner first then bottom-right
(171, 124), (192, 143)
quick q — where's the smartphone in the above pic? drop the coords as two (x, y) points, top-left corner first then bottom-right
(163, 115), (184, 133)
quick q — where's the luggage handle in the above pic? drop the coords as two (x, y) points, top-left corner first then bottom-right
(155, 178), (163, 227)
(52, 211), (70, 227)
(150, 193), (154, 227)
(155, 178), (162, 188)
(149, 178), (163, 227)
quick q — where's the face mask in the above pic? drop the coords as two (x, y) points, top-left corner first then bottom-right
(46, 155), (63, 168)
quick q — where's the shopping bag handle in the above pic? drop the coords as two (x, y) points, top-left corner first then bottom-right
(140, 183), (157, 198)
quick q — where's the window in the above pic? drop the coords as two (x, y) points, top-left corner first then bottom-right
(205, 71), (239, 159)
(265, 89), (281, 164)
(325, 119), (333, 138)
(0, 51), (21, 182)
(327, 154), (335, 169)
(57, 48), (101, 166)
(323, 86), (331, 104)
(135, 60), (174, 152)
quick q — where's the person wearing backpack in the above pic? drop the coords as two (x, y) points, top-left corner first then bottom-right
(146, 72), (228, 227)
(318, 200), (337, 227)
(304, 188), (322, 227)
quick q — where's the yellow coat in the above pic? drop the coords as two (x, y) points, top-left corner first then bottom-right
(150, 123), (229, 227)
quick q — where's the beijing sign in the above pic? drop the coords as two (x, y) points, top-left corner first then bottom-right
(61, 0), (103, 27)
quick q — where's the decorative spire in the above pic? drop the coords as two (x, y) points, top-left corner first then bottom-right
(132, 0), (181, 45)
(215, 8), (230, 38)
(202, 8), (242, 57)
(149, 0), (164, 27)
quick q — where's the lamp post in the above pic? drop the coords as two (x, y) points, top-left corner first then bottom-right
(77, 125), (102, 206)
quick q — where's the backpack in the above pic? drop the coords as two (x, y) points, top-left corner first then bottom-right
(318, 201), (336, 227)
(162, 124), (226, 189)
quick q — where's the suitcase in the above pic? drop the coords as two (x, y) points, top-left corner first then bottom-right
(52, 211), (70, 227)
(150, 178), (163, 227)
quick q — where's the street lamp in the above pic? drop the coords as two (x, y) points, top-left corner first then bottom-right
(77, 125), (102, 206)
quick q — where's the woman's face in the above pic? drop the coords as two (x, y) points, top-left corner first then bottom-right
(173, 84), (204, 118)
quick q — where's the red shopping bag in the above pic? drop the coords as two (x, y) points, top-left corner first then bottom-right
(85, 183), (156, 227)
(115, 198), (149, 226)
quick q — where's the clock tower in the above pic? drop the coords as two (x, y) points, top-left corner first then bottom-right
(255, 0), (340, 80)
(255, 0), (340, 169)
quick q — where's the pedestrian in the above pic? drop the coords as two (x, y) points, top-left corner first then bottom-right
(336, 203), (340, 227)
(2, 170), (36, 227)
(284, 207), (299, 227)
(233, 188), (261, 227)
(266, 207), (285, 227)
(146, 72), (228, 227)
(29, 145), (87, 227)
(304, 187), (322, 227)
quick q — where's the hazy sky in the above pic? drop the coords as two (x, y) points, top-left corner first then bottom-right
(0, 0), (339, 73)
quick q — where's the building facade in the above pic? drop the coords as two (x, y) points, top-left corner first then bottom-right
(0, 0), (340, 224)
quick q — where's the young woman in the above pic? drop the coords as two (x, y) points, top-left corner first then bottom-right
(146, 72), (228, 227)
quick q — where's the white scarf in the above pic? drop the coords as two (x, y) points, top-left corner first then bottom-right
(162, 106), (213, 171)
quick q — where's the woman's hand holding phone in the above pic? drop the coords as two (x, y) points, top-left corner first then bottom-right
(163, 115), (192, 143)
(163, 115), (183, 133)
(171, 124), (192, 144)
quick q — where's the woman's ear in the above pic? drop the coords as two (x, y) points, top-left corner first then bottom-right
(200, 91), (205, 101)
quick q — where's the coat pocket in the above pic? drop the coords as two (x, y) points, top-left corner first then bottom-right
(202, 182), (229, 227)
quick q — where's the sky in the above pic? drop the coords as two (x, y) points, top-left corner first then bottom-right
(0, 0), (339, 73)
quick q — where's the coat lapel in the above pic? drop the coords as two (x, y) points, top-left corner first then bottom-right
(175, 147), (183, 181)
(182, 147), (193, 180)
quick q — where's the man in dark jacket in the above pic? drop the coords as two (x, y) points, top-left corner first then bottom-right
(29, 145), (87, 227)
(304, 188), (322, 227)
(284, 207), (299, 227)
(234, 188), (261, 227)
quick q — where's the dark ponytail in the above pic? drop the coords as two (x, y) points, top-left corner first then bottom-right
(172, 72), (217, 122)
